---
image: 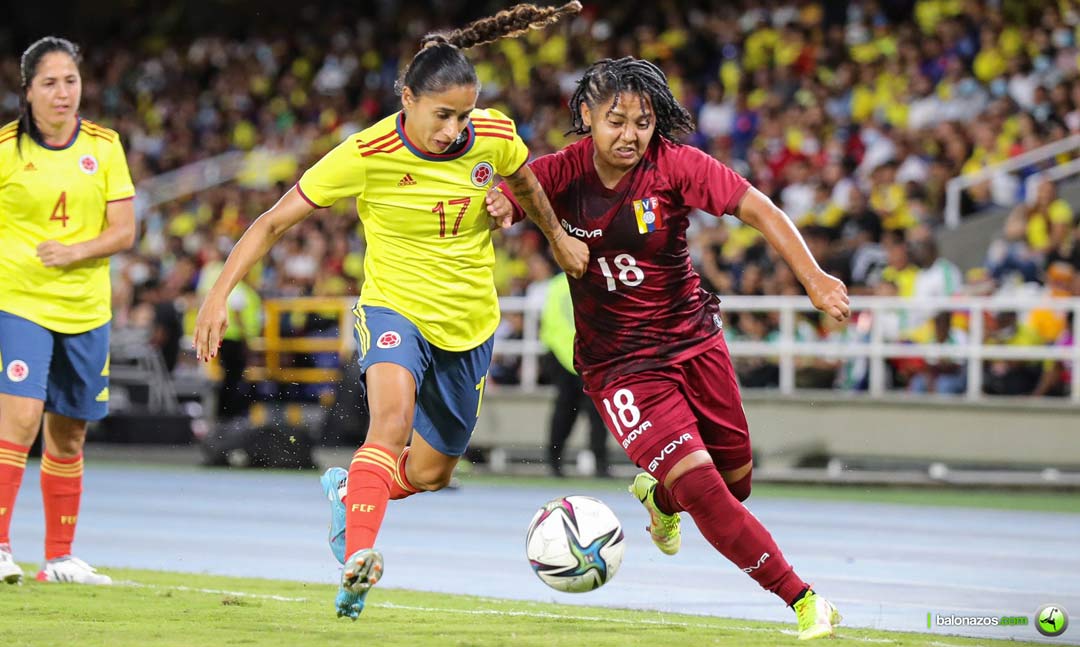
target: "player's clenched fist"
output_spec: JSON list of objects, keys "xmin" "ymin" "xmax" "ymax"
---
[
  {"xmin": 806, "ymin": 272, "xmax": 850, "ymax": 322},
  {"xmin": 36, "ymin": 240, "xmax": 83, "ymax": 267},
  {"xmin": 484, "ymin": 188, "xmax": 513, "ymax": 230},
  {"xmin": 551, "ymin": 233, "xmax": 589, "ymax": 279}
]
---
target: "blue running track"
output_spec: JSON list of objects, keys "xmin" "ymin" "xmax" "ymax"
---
[{"xmin": 8, "ymin": 463, "xmax": 1078, "ymax": 644}]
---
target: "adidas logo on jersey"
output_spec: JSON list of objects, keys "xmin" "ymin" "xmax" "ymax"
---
[
  {"xmin": 398, "ymin": 173, "xmax": 417, "ymax": 187},
  {"xmin": 23, "ymin": 162, "xmax": 36, "ymax": 172}
]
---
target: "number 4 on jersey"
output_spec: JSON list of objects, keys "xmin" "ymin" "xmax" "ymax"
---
[{"xmin": 50, "ymin": 191, "xmax": 69, "ymax": 227}]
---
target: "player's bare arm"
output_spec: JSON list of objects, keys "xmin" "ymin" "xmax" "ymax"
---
[
  {"xmin": 503, "ymin": 164, "xmax": 589, "ymax": 278},
  {"xmin": 36, "ymin": 198, "xmax": 135, "ymax": 267},
  {"xmin": 735, "ymin": 187, "xmax": 850, "ymax": 322},
  {"xmin": 193, "ymin": 187, "xmax": 313, "ymax": 360}
]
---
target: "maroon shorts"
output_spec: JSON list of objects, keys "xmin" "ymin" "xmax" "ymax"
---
[{"xmin": 583, "ymin": 338, "xmax": 751, "ymax": 484}]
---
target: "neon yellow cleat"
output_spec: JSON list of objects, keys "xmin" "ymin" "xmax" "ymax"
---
[
  {"xmin": 794, "ymin": 590, "xmax": 842, "ymax": 640},
  {"xmin": 628, "ymin": 472, "xmax": 681, "ymax": 555}
]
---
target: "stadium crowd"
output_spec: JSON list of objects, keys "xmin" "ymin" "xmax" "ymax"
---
[{"xmin": 2, "ymin": 0, "xmax": 1078, "ymax": 397}]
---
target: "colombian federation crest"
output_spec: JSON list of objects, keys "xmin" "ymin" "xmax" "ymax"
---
[
  {"xmin": 633, "ymin": 197, "xmax": 663, "ymax": 234},
  {"xmin": 376, "ymin": 331, "xmax": 401, "ymax": 349},
  {"xmin": 471, "ymin": 161, "xmax": 494, "ymax": 187},
  {"xmin": 6, "ymin": 360, "xmax": 29, "ymax": 383},
  {"xmin": 79, "ymin": 154, "xmax": 98, "ymax": 175}
]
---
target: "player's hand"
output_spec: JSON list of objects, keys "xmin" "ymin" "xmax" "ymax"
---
[
  {"xmin": 551, "ymin": 233, "xmax": 590, "ymax": 279},
  {"xmin": 806, "ymin": 271, "xmax": 850, "ymax": 322},
  {"xmin": 36, "ymin": 240, "xmax": 82, "ymax": 267},
  {"xmin": 193, "ymin": 295, "xmax": 229, "ymax": 362},
  {"xmin": 484, "ymin": 188, "xmax": 514, "ymax": 230}
]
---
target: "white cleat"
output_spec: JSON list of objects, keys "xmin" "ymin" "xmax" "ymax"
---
[
  {"xmin": 0, "ymin": 544, "xmax": 23, "ymax": 584},
  {"xmin": 36, "ymin": 555, "xmax": 112, "ymax": 585}
]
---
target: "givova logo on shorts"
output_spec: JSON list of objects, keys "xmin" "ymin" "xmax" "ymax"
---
[
  {"xmin": 602, "ymin": 388, "xmax": 653, "ymax": 449},
  {"xmin": 648, "ymin": 432, "xmax": 693, "ymax": 473}
]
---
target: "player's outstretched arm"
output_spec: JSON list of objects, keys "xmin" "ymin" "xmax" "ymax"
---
[
  {"xmin": 735, "ymin": 187, "xmax": 850, "ymax": 322},
  {"xmin": 502, "ymin": 165, "xmax": 589, "ymax": 278},
  {"xmin": 193, "ymin": 187, "xmax": 313, "ymax": 360}
]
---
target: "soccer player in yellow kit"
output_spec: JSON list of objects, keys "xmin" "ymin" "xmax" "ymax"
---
[
  {"xmin": 0, "ymin": 36, "xmax": 136, "ymax": 586},
  {"xmin": 193, "ymin": 2, "xmax": 588, "ymax": 619}
]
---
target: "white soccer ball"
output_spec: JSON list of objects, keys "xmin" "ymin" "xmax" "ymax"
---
[{"xmin": 525, "ymin": 495, "xmax": 625, "ymax": 593}]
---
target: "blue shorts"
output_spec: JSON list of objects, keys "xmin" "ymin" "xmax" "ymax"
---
[
  {"xmin": 354, "ymin": 305, "xmax": 493, "ymax": 457},
  {"xmin": 0, "ymin": 311, "xmax": 110, "ymax": 421}
]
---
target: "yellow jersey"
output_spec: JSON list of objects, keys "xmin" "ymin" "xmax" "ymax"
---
[
  {"xmin": 297, "ymin": 108, "xmax": 528, "ymax": 351},
  {"xmin": 0, "ymin": 118, "xmax": 135, "ymax": 333}
]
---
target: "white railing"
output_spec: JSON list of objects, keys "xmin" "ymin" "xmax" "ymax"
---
[
  {"xmin": 496, "ymin": 295, "xmax": 1080, "ymax": 403},
  {"xmin": 134, "ymin": 151, "xmax": 247, "ymax": 218},
  {"xmin": 944, "ymin": 134, "xmax": 1080, "ymax": 229},
  {"xmin": 1025, "ymin": 156, "xmax": 1080, "ymax": 204}
]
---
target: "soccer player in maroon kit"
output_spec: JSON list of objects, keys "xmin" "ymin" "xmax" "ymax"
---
[{"xmin": 489, "ymin": 57, "xmax": 850, "ymax": 640}]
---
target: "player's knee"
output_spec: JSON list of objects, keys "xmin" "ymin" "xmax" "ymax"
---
[
  {"xmin": 660, "ymin": 450, "xmax": 713, "ymax": 491},
  {"xmin": 719, "ymin": 460, "xmax": 753, "ymax": 502},
  {"xmin": 48, "ymin": 432, "xmax": 85, "ymax": 457},
  {"xmin": 0, "ymin": 404, "xmax": 43, "ymax": 443},
  {"xmin": 725, "ymin": 472, "xmax": 752, "ymax": 502},
  {"xmin": 365, "ymin": 411, "xmax": 413, "ymax": 452},
  {"xmin": 408, "ymin": 465, "xmax": 454, "ymax": 492}
]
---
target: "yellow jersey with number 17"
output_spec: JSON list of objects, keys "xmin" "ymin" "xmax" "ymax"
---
[
  {"xmin": 0, "ymin": 118, "xmax": 135, "ymax": 334},
  {"xmin": 297, "ymin": 108, "xmax": 528, "ymax": 351}
]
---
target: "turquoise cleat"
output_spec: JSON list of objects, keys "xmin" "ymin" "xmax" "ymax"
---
[
  {"xmin": 335, "ymin": 586, "xmax": 368, "ymax": 620},
  {"xmin": 334, "ymin": 548, "xmax": 383, "ymax": 619},
  {"xmin": 320, "ymin": 467, "xmax": 348, "ymax": 565},
  {"xmin": 342, "ymin": 548, "xmax": 384, "ymax": 593}
]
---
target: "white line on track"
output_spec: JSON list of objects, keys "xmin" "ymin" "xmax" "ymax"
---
[
  {"xmin": 115, "ymin": 581, "xmax": 901, "ymax": 643},
  {"xmin": 115, "ymin": 580, "xmax": 311, "ymax": 603}
]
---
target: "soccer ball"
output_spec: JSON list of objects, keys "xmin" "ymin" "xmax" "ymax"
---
[{"xmin": 525, "ymin": 495, "xmax": 625, "ymax": 593}]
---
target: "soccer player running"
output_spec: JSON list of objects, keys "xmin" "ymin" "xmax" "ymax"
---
[
  {"xmin": 0, "ymin": 37, "xmax": 136, "ymax": 586},
  {"xmin": 487, "ymin": 57, "xmax": 849, "ymax": 640},
  {"xmin": 192, "ymin": 3, "xmax": 587, "ymax": 620}
]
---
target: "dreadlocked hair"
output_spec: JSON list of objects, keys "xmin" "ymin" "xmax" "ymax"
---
[
  {"xmin": 397, "ymin": 2, "xmax": 581, "ymax": 96},
  {"xmin": 421, "ymin": 2, "xmax": 582, "ymax": 50},
  {"xmin": 568, "ymin": 57, "xmax": 695, "ymax": 142}
]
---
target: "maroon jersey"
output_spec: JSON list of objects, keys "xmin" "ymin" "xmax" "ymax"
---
[{"xmin": 510, "ymin": 136, "xmax": 750, "ymax": 387}]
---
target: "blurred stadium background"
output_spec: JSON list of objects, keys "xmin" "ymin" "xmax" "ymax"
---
[
  {"xmin": 4, "ymin": 0, "xmax": 1080, "ymax": 480},
  {"xmin": 3, "ymin": 0, "xmax": 1079, "ymax": 477},
  {"xmin": 4, "ymin": 1, "xmax": 1080, "ymax": 644}
]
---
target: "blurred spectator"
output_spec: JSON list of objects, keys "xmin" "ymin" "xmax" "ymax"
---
[
  {"xmin": 132, "ymin": 279, "xmax": 184, "ymax": 374},
  {"xmin": 906, "ymin": 312, "xmax": 969, "ymax": 395},
  {"xmin": 539, "ymin": 272, "xmax": 609, "ymax": 478}
]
